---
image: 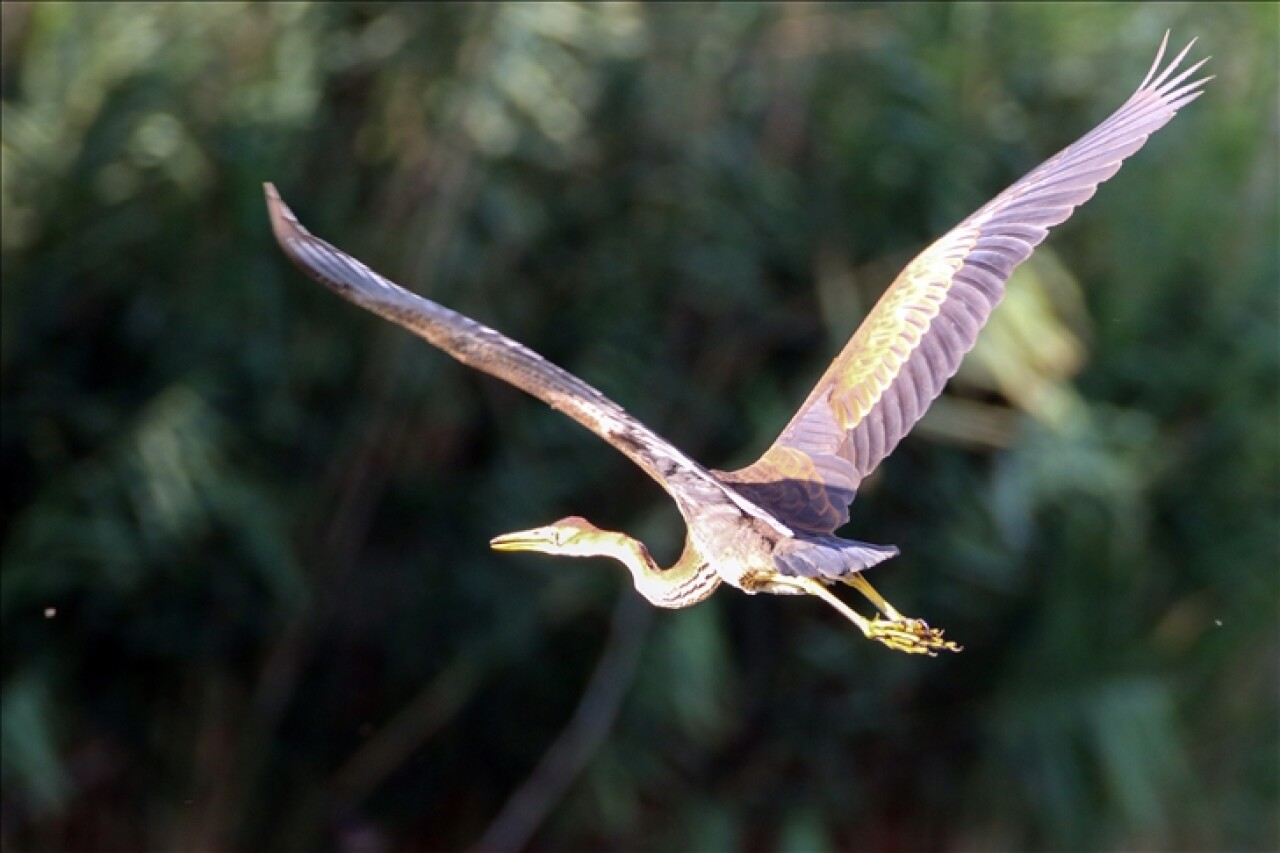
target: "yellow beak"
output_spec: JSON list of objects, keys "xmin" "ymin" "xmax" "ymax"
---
[{"xmin": 489, "ymin": 527, "xmax": 554, "ymax": 552}]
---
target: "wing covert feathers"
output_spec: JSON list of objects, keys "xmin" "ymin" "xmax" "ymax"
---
[{"xmin": 720, "ymin": 34, "xmax": 1209, "ymax": 534}]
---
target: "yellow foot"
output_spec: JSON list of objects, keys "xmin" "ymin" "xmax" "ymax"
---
[
  {"xmin": 765, "ymin": 574, "xmax": 962, "ymax": 656},
  {"xmin": 866, "ymin": 616, "xmax": 962, "ymax": 656}
]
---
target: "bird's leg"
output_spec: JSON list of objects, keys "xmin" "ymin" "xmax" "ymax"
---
[
  {"xmin": 766, "ymin": 575, "xmax": 960, "ymax": 656},
  {"xmin": 842, "ymin": 573, "xmax": 961, "ymax": 654},
  {"xmin": 844, "ymin": 573, "xmax": 906, "ymax": 621}
]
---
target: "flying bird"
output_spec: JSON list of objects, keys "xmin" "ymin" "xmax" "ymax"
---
[{"xmin": 266, "ymin": 36, "xmax": 1208, "ymax": 655}]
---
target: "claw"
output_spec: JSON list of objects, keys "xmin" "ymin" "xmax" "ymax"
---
[{"xmin": 866, "ymin": 616, "xmax": 962, "ymax": 656}]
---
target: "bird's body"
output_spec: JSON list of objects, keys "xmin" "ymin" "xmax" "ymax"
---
[{"xmin": 267, "ymin": 36, "xmax": 1208, "ymax": 654}]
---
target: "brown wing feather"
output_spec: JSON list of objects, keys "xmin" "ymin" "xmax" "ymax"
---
[
  {"xmin": 719, "ymin": 35, "xmax": 1210, "ymax": 534},
  {"xmin": 264, "ymin": 185, "xmax": 791, "ymax": 536}
]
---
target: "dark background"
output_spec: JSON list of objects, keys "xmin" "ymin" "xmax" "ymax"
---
[{"xmin": 2, "ymin": 3, "xmax": 1276, "ymax": 851}]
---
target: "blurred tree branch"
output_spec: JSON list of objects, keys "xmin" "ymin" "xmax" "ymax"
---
[{"xmin": 473, "ymin": 591, "xmax": 651, "ymax": 853}]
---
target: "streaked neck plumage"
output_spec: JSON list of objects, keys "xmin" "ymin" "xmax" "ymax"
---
[{"xmin": 593, "ymin": 531, "xmax": 721, "ymax": 609}]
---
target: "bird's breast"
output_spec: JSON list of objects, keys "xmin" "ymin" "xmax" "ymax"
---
[{"xmin": 693, "ymin": 514, "xmax": 786, "ymax": 593}]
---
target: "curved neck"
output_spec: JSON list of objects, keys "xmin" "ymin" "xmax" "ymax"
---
[{"xmin": 603, "ymin": 534, "xmax": 720, "ymax": 610}]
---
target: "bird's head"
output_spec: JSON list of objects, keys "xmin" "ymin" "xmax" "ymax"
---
[{"xmin": 489, "ymin": 516, "xmax": 619, "ymax": 558}]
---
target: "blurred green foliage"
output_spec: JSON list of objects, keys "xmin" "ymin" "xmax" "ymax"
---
[{"xmin": 2, "ymin": 3, "xmax": 1277, "ymax": 851}]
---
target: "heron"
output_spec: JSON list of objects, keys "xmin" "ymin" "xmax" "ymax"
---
[{"xmin": 266, "ymin": 36, "xmax": 1207, "ymax": 655}]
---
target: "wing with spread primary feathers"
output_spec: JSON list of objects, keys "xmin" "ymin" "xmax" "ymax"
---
[
  {"xmin": 265, "ymin": 185, "xmax": 783, "ymax": 531},
  {"xmin": 719, "ymin": 35, "xmax": 1209, "ymax": 535}
]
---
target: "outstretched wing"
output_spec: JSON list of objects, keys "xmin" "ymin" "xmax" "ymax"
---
[
  {"xmin": 265, "ymin": 186, "xmax": 789, "ymax": 533},
  {"xmin": 719, "ymin": 35, "xmax": 1209, "ymax": 534}
]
